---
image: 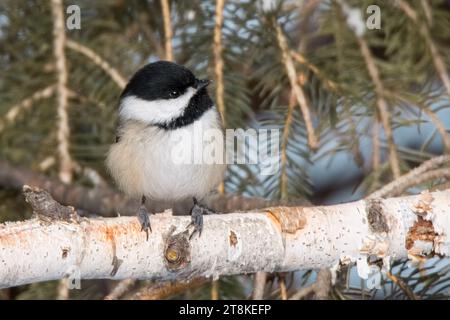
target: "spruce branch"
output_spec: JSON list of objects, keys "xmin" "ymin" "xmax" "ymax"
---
[
  {"xmin": 289, "ymin": 269, "xmax": 331, "ymax": 300},
  {"xmin": 388, "ymin": 91, "xmax": 450, "ymax": 152},
  {"xmin": 211, "ymin": 280, "xmax": 219, "ymax": 300},
  {"xmin": 274, "ymin": 22, "xmax": 318, "ymax": 151},
  {"xmin": 160, "ymin": 0, "xmax": 173, "ymax": 61},
  {"xmin": 104, "ymin": 279, "xmax": 136, "ymax": 300},
  {"xmin": 0, "ymin": 85, "xmax": 55, "ymax": 134},
  {"xmin": 291, "ymin": 51, "xmax": 338, "ymax": 93},
  {"xmin": 213, "ymin": 0, "xmax": 227, "ymax": 198},
  {"xmin": 66, "ymin": 40, "xmax": 127, "ymax": 89},
  {"xmin": 278, "ymin": 274, "xmax": 288, "ymax": 300},
  {"xmin": 372, "ymin": 122, "xmax": 381, "ymax": 170},
  {"xmin": 386, "ymin": 271, "xmax": 418, "ymax": 300},
  {"xmin": 252, "ymin": 271, "xmax": 268, "ymax": 300},
  {"xmin": 280, "ymin": 91, "xmax": 296, "ymax": 200},
  {"xmin": 396, "ymin": 0, "xmax": 450, "ymax": 99},
  {"xmin": 213, "ymin": 0, "xmax": 226, "ymax": 124},
  {"xmin": 369, "ymin": 155, "xmax": 450, "ymax": 198},
  {"xmin": 420, "ymin": 108, "xmax": 450, "ymax": 152},
  {"xmin": 356, "ymin": 36, "xmax": 401, "ymax": 179},
  {"xmin": 131, "ymin": 278, "xmax": 207, "ymax": 300},
  {"xmin": 57, "ymin": 280, "xmax": 69, "ymax": 300},
  {"xmin": 51, "ymin": 0, "xmax": 73, "ymax": 184},
  {"xmin": 137, "ymin": 12, "xmax": 165, "ymax": 59},
  {"xmin": 337, "ymin": 0, "xmax": 401, "ymax": 178},
  {"xmin": 420, "ymin": 0, "xmax": 433, "ymax": 25}
]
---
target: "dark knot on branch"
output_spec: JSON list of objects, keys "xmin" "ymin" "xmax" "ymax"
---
[
  {"xmin": 164, "ymin": 227, "xmax": 191, "ymax": 271},
  {"xmin": 23, "ymin": 185, "xmax": 77, "ymax": 221}
]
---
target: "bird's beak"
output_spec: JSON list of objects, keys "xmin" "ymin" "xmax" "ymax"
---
[{"xmin": 196, "ymin": 79, "xmax": 211, "ymax": 90}]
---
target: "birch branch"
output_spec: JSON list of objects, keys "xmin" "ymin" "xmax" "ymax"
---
[{"xmin": 1, "ymin": 185, "xmax": 450, "ymax": 289}]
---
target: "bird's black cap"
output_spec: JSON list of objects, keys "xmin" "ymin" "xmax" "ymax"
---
[
  {"xmin": 119, "ymin": 61, "xmax": 214, "ymax": 130},
  {"xmin": 121, "ymin": 61, "xmax": 203, "ymax": 101}
]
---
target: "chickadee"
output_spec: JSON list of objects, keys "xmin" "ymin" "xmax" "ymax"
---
[{"xmin": 106, "ymin": 61, "xmax": 225, "ymax": 239}]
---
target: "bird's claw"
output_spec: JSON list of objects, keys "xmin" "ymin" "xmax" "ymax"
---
[
  {"xmin": 138, "ymin": 206, "xmax": 151, "ymax": 241},
  {"xmin": 186, "ymin": 197, "xmax": 215, "ymax": 240}
]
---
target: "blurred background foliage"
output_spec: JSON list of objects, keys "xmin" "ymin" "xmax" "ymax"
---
[{"xmin": 1, "ymin": 0, "xmax": 450, "ymax": 299}]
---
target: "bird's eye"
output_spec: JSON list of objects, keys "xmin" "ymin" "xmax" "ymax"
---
[{"xmin": 169, "ymin": 90, "xmax": 180, "ymax": 98}]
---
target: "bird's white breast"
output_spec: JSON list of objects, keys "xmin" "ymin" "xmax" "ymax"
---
[{"xmin": 106, "ymin": 108, "xmax": 225, "ymax": 201}]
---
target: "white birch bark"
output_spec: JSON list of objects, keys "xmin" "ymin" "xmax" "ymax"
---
[{"xmin": 0, "ymin": 188, "xmax": 449, "ymax": 288}]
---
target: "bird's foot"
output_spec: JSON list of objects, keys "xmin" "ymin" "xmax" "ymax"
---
[
  {"xmin": 186, "ymin": 197, "xmax": 215, "ymax": 240},
  {"xmin": 137, "ymin": 205, "xmax": 152, "ymax": 241}
]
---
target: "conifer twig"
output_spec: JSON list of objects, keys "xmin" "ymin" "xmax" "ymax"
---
[
  {"xmin": 396, "ymin": 0, "xmax": 450, "ymax": 99},
  {"xmin": 420, "ymin": 0, "xmax": 433, "ymax": 25},
  {"xmin": 211, "ymin": 280, "xmax": 219, "ymax": 300},
  {"xmin": 0, "ymin": 85, "xmax": 55, "ymax": 133},
  {"xmin": 280, "ymin": 91, "xmax": 296, "ymax": 200},
  {"xmin": 213, "ymin": 0, "xmax": 227, "ymax": 197},
  {"xmin": 289, "ymin": 269, "xmax": 331, "ymax": 300},
  {"xmin": 51, "ymin": 0, "xmax": 73, "ymax": 184},
  {"xmin": 338, "ymin": 1, "xmax": 400, "ymax": 178},
  {"xmin": 66, "ymin": 40, "xmax": 127, "ymax": 89},
  {"xmin": 57, "ymin": 280, "xmax": 69, "ymax": 300},
  {"xmin": 372, "ymin": 122, "xmax": 380, "ymax": 170},
  {"xmin": 386, "ymin": 271, "xmax": 418, "ymax": 300},
  {"xmin": 160, "ymin": 0, "xmax": 173, "ymax": 61},
  {"xmin": 104, "ymin": 279, "xmax": 136, "ymax": 300},
  {"xmin": 278, "ymin": 274, "xmax": 288, "ymax": 300},
  {"xmin": 213, "ymin": 0, "xmax": 226, "ymax": 124},
  {"xmin": 131, "ymin": 278, "xmax": 207, "ymax": 300},
  {"xmin": 291, "ymin": 51, "xmax": 338, "ymax": 92},
  {"xmin": 374, "ymin": 168, "xmax": 450, "ymax": 198},
  {"xmin": 421, "ymin": 108, "xmax": 450, "ymax": 152},
  {"xmin": 357, "ymin": 37, "xmax": 401, "ymax": 179},
  {"xmin": 275, "ymin": 22, "xmax": 318, "ymax": 150},
  {"xmin": 252, "ymin": 271, "xmax": 268, "ymax": 300},
  {"xmin": 369, "ymin": 155, "xmax": 450, "ymax": 198},
  {"xmin": 137, "ymin": 13, "xmax": 165, "ymax": 59},
  {"xmin": 386, "ymin": 90, "xmax": 450, "ymax": 152}
]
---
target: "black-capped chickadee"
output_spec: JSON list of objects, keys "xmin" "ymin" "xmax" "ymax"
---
[{"xmin": 106, "ymin": 61, "xmax": 225, "ymax": 239}]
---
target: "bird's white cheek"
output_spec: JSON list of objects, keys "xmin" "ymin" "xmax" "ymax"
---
[{"xmin": 119, "ymin": 88, "xmax": 196, "ymax": 124}]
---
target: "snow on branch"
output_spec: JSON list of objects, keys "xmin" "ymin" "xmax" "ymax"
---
[{"xmin": 0, "ymin": 186, "xmax": 449, "ymax": 289}]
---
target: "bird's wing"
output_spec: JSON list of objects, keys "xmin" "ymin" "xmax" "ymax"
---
[{"xmin": 115, "ymin": 122, "xmax": 124, "ymax": 143}]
